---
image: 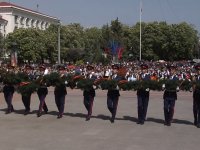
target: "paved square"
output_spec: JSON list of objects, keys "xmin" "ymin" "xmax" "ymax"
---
[{"xmin": 0, "ymin": 89, "xmax": 200, "ymax": 150}]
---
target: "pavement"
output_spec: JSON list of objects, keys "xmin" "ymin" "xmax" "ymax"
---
[{"xmin": 0, "ymin": 89, "xmax": 200, "ymax": 150}]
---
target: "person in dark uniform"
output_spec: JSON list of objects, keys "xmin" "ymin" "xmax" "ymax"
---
[
  {"xmin": 107, "ymin": 64, "xmax": 121, "ymax": 123},
  {"xmin": 192, "ymin": 64, "xmax": 200, "ymax": 128},
  {"xmin": 2, "ymin": 65, "xmax": 15, "ymax": 114},
  {"xmin": 37, "ymin": 65, "xmax": 48, "ymax": 117},
  {"xmin": 21, "ymin": 90, "xmax": 32, "ymax": 115},
  {"xmin": 136, "ymin": 64, "xmax": 151, "ymax": 125},
  {"xmin": 3, "ymin": 83, "xmax": 15, "ymax": 114},
  {"xmin": 21, "ymin": 65, "xmax": 34, "ymax": 115},
  {"xmin": 54, "ymin": 66, "xmax": 67, "ymax": 119},
  {"xmin": 83, "ymin": 65, "xmax": 96, "ymax": 121},
  {"xmin": 163, "ymin": 65, "xmax": 179, "ymax": 126}
]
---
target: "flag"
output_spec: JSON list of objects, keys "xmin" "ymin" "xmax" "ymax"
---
[
  {"xmin": 118, "ymin": 47, "xmax": 124, "ymax": 60},
  {"xmin": 111, "ymin": 41, "xmax": 119, "ymax": 55}
]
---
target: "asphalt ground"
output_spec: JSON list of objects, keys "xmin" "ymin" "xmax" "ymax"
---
[{"xmin": 0, "ymin": 88, "xmax": 200, "ymax": 150}]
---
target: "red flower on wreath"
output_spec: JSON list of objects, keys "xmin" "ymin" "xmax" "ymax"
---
[
  {"xmin": 118, "ymin": 80, "xmax": 128, "ymax": 85},
  {"xmin": 19, "ymin": 82, "xmax": 30, "ymax": 86},
  {"xmin": 73, "ymin": 75, "xmax": 83, "ymax": 81},
  {"xmin": 94, "ymin": 78, "xmax": 108, "ymax": 85}
]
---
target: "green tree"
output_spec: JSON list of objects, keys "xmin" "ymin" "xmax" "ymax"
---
[
  {"xmin": 128, "ymin": 21, "xmax": 199, "ymax": 61},
  {"xmin": 0, "ymin": 33, "xmax": 4, "ymax": 57},
  {"xmin": 44, "ymin": 24, "xmax": 59, "ymax": 63},
  {"xmin": 5, "ymin": 28, "xmax": 46, "ymax": 63},
  {"xmin": 84, "ymin": 27, "xmax": 102, "ymax": 63},
  {"xmin": 60, "ymin": 23, "xmax": 85, "ymax": 62},
  {"xmin": 110, "ymin": 17, "xmax": 123, "ymax": 43}
]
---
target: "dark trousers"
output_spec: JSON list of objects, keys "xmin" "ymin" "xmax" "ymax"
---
[
  {"xmin": 38, "ymin": 94, "xmax": 48, "ymax": 113},
  {"xmin": 193, "ymin": 98, "xmax": 200, "ymax": 125},
  {"xmin": 107, "ymin": 96, "xmax": 119, "ymax": 119},
  {"xmin": 4, "ymin": 93, "xmax": 14, "ymax": 111},
  {"xmin": 55, "ymin": 94, "xmax": 65, "ymax": 115},
  {"xmin": 164, "ymin": 97, "xmax": 176, "ymax": 123},
  {"xmin": 137, "ymin": 95, "xmax": 149, "ymax": 123},
  {"xmin": 22, "ymin": 93, "xmax": 32, "ymax": 111},
  {"xmin": 84, "ymin": 96, "xmax": 94, "ymax": 117}
]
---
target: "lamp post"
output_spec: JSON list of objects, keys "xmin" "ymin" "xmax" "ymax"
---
[
  {"xmin": 58, "ymin": 21, "xmax": 61, "ymax": 64},
  {"xmin": 10, "ymin": 42, "xmax": 18, "ymax": 66}
]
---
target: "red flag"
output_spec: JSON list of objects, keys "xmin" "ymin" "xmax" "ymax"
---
[{"xmin": 118, "ymin": 47, "xmax": 124, "ymax": 59}]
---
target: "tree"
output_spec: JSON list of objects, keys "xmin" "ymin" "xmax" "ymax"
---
[
  {"xmin": 44, "ymin": 24, "xmax": 59, "ymax": 63},
  {"xmin": 5, "ymin": 28, "xmax": 46, "ymax": 63},
  {"xmin": 0, "ymin": 33, "xmax": 4, "ymax": 58},
  {"xmin": 84, "ymin": 27, "xmax": 102, "ymax": 63},
  {"xmin": 128, "ymin": 21, "xmax": 199, "ymax": 61},
  {"xmin": 64, "ymin": 48, "xmax": 84, "ymax": 63},
  {"xmin": 101, "ymin": 18, "xmax": 125, "ymax": 62},
  {"xmin": 4, "ymin": 20, "xmax": 199, "ymax": 64},
  {"xmin": 60, "ymin": 23, "xmax": 85, "ymax": 62},
  {"xmin": 110, "ymin": 17, "xmax": 123, "ymax": 43}
]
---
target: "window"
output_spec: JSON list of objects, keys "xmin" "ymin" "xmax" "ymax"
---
[{"xmin": 15, "ymin": 16, "xmax": 18, "ymax": 24}]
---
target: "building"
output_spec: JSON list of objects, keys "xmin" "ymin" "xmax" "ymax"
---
[
  {"xmin": 0, "ymin": 2, "xmax": 59, "ymax": 36},
  {"xmin": 0, "ymin": 15, "xmax": 8, "ymax": 37},
  {"xmin": 0, "ymin": 1, "xmax": 60, "ymax": 66}
]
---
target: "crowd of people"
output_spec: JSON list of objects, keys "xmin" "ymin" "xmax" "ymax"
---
[{"xmin": 0, "ymin": 60, "xmax": 200, "ymax": 128}]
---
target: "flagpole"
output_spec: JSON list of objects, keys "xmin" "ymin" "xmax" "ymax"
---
[
  {"xmin": 58, "ymin": 21, "xmax": 61, "ymax": 64},
  {"xmin": 139, "ymin": 0, "xmax": 142, "ymax": 61}
]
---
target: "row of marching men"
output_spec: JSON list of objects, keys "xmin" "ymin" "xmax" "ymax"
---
[
  {"xmin": 1, "ymin": 64, "xmax": 200, "ymax": 128},
  {"xmin": 2, "ymin": 65, "xmax": 66, "ymax": 118},
  {"xmin": 85, "ymin": 63, "xmax": 200, "ymax": 128}
]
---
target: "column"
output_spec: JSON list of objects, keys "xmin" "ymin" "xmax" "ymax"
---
[
  {"xmin": 33, "ymin": 20, "xmax": 37, "ymax": 28},
  {"xmin": 38, "ymin": 20, "xmax": 42, "ymax": 29},
  {"xmin": 28, "ymin": 18, "xmax": 32, "ymax": 28}
]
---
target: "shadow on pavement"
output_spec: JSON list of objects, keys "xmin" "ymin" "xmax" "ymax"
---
[
  {"xmin": 14, "ymin": 109, "xmax": 38, "ymax": 115},
  {"xmin": 123, "ymin": 116, "xmax": 138, "ymax": 123},
  {"xmin": 0, "ymin": 108, "xmax": 7, "ymax": 113},
  {"xmin": 64, "ymin": 112, "xmax": 86, "ymax": 118},
  {"xmin": 147, "ymin": 117, "xmax": 164, "ymax": 124},
  {"xmin": 94, "ymin": 114, "xmax": 110, "ymax": 120},
  {"xmin": 64, "ymin": 113, "xmax": 111, "ymax": 121},
  {"xmin": 173, "ymin": 119, "xmax": 193, "ymax": 126}
]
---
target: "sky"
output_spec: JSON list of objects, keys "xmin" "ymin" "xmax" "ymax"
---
[{"xmin": 1, "ymin": 0, "xmax": 200, "ymax": 32}]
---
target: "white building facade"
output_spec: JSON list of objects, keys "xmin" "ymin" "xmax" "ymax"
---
[
  {"xmin": 0, "ymin": 2, "xmax": 59, "ymax": 36},
  {"xmin": 0, "ymin": 15, "xmax": 7, "ymax": 37}
]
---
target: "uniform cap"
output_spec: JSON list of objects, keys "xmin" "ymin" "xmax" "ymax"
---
[
  {"xmin": 194, "ymin": 64, "xmax": 200, "ymax": 70},
  {"xmin": 7, "ymin": 65, "xmax": 15, "ymax": 69},
  {"xmin": 58, "ymin": 66, "xmax": 65, "ymax": 71},
  {"xmin": 167, "ymin": 64, "xmax": 176, "ymax": 70},
  {"xmin": 87, "ymin": 65, "xmax": 94, "ymax": 70},
  {"xmin": 25, "ymin": 65, "xmax": 33, "ymax": 70},
  {"xmin": 140, "ymin": 64, "xmax": 148, "ymax": 69},
  {"xmin": 112, "ymin": 64, "xmax": 119, "ymax": 70},
  {"xmin": 39, "ymin": 65, "xmax": 45, "ymax": 71}
]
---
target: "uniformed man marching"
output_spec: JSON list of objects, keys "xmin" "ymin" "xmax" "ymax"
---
[
  {"xmin": 21, "ymin": 65, "xmax": 34, "ymax": 115},
  {"xmin": 107, "ymin": 64, "xmax": 121, "ymax": 123},
  {"xmin": 36, "ymin": 65, "xmax": 48, "ymax": 117},
  {"xmin": 83, "ymin": 65, "xmax": 96, "ymax": 121},
  {"xmin": 136, "ymin": 64, "xmax": 150, "ymax": 125},
  {"xmin": 3, "ymin": 66, "xmax": 15, "ymax": 114},
  {"xmin": 163, "ymin": 64, "xmax": 179, "ymax": 126},
  {"xmin": 54, "ymin": 66, "xmax": 67, "ymax": 119},
  {"xmin": 192, "ymin": 64, "xmax": 200, "ymax": 128},
  {"xmin": 3, "ymin": 83, "xmax": 15, "ymax": 114}
]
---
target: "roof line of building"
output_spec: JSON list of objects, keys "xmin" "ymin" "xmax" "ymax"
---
[{"xmin": 0, "ymin": 2, "xmax": 59, "ymax": 22}]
